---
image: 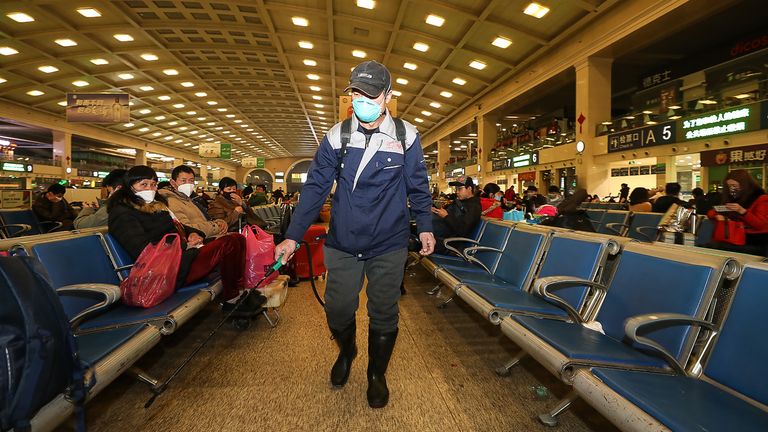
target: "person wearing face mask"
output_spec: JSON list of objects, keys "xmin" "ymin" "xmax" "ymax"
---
[
  {"xmin": 705, "ymin": 169, "xmax": 768, "ymax": 257},
  {"xmin": 273, "ymin": 60, "xmax": 435, "ymax": 409},
  {"xmin": 479, "ymin": 182, "xmax": 503, "ymax": 219},
  {"xmin": 158, "ymin": 165, "xmax": 228, "ymax": 238},
  {"xmin": 108, "ymin": 166, "xmax": 265, "ymax": 313},
  {"xmin": 208, "ymin": 177, "xmax": 266, "ymax": 231},
  {"xmin": 73, "ymin": 169, "xmax": 126, "ymax": 229},
  {"xmin": 32, "ymin": 183, "xmax": 76, "ymax": 231}
]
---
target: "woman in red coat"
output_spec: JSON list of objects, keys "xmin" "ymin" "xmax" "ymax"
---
[{"xmin": 706, "ymin": 169, "xmax": 768, "ymax": 257}]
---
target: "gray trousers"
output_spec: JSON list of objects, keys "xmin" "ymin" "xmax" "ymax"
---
[{"xmin": 323, "ymin": 246, "xmax": 408, "ymax": 333}]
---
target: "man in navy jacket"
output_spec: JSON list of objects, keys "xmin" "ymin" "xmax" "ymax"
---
[{"xmin": 275, "ymin": 61, "xmax": 435, "ymax": 408}]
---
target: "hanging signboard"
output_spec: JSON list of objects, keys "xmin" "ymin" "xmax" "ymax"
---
[
  {"xmin": 700, "ymin": 143, "xmax": 768, "ymax": 167},
  {"xmin": 66, "ymin": 93, "xmax": 130, "ymax": 123},
  {"xmin": 220, "ymin": 143, "xmax": 231, "ymax": 159},
  {"xmin": 607, "ymin": 121, "xmax": 676, "ymax": 153},
  {"xmin": 678, "ymin": 103, "xmax": 761, "ymax": 141},
  {"xmin": 199, "ymin": 143, "xmax": 220, "ymax": 158}
]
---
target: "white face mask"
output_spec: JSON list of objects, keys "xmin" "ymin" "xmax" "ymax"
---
[
  {"xmin": 135, "ymin": 190, "xmax": 156, "ymax": 203},
  {"xmin": 177, "ymin": 183, "xmax": 195, "ymax": 197}
]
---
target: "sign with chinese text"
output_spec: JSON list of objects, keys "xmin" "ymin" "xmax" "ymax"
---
[
  {"xmin": 639, "ymin": 69, "xmax": 673, "ymax": 89},
  {"xmin": 678, "ymin": 103, "xmax": 761, "ymax": 141},
  {"xmin": 607, "ymin": 122, "xmax": 676, "ymax": 153},
  {"xmin": 1, "ymin": 190, "xmax": 31, "ymax": 209},
  {"xmin": 199, "ymin": 143, "xmax": 221, "ymax": 158},
  {"xmin": 518, "ymin": 171, "xmax": 536, "ymax": 182},
  {"xmin": 491, "ymin": 150, "xmax": 539, "ymax": 171},
  {"xmin": 220, "ymin": 143, "xmax": 231, "ymax": 159},
  {"xmin": 700, "ymin": 144, "xmax": 768, "ymax": 167},
  {"xmin": 241, "ymin": 157, "xmax": 265, "ymax": 168},
  {"xmin": 66, "ymin": 93, "xmax": 129, "ymax": 123}
]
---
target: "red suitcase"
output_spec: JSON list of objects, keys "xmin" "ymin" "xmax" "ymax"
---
[{"xmin": 294, "ymin": 224, "xmax": 326, "ymax": 278}]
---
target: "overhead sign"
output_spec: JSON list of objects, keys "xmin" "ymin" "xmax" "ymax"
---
[
  {"xmin": 199, "ymin": 143, "xmax": 221, "ymax": 158},
  {"xmin": 679, "ymin": 104, "xmax": 761, "ymax": 141},
  {"xmin": 220, "ymin": 143, "xmax": 231, "ymax": 159},
  {"xmin": 700, "ymin": 144, "xmax": 768, "ymax": 167},
  {"xmin": 1, "ymin": 162, "xmax": 32, "ymax": 172},
  {"xmin": 66, "ymin": 93, "xmax": 130, "ymax": 123},
  {"xmin": 608, "ymin": 121, "xmax": 675, "ymax": 153},
  {"xmin": 492, "ymin": 150, "xmax": 539, "ymax": 171},
  {"xmin": 241, "ymin": 157, "xmax": 265, "ymax": 168}
]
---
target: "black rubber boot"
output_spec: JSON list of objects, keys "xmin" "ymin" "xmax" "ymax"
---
[
  {"xmin": 330, "ymin": 322, "xmax": 357, "ymax": 388},
  {"xmin": 367, "ymin": 328, "xmax": 398, "ymax": 408}
]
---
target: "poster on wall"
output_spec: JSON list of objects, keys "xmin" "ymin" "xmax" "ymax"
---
[{"xmin": 1, "ymin": 190, "xmax": 31, "ymax": 209}]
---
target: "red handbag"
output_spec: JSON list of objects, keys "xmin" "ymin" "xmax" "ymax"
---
[
  {"xmin": 241, "ymin": 225, "xmax": 277, "ymax": 288},
  {"xmin": 712, "ymin": 218, "xmax": 746, "ymax": 246},
  {"xmin": 120, "ymin": 233, "xmax": 182, "ymax": 308}
]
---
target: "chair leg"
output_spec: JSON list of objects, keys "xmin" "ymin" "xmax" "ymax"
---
[
  {"xmin": 129, "ymin": 366, "xmax": 159, "ymax": 387},
  {"xmin": 426, "ymin": 283, "xmax": 442, "ymax": 296},
  {"xmin": 436, "ymin": 294, "xmax": 453, "ymax": 309},
  {"xmin": 538, "ymin": 390, "xmax": 578, "ymax": 427},
  {"xmin": 262, "ymin": 308, "xmax": 280, "ymax": 327},
  {"xmin": 495, "ymin": 351, "xmax": 528, "ymax": 377}
]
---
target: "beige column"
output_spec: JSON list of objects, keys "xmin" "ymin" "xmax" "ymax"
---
[
  {"xmin": 52, "ymin": 130, "xmax": 71, "ymax": 172},
  {"xmin": 574, "ymin": 57, "xmax": 612, "ymax": 194},
  {"xmin": 437, "ymin": 138, "xmax": 451, "ymax": 191},
  {"xmin": 199, "ymin": 164, "xmax": 208, "ymax": 187},
  {"xmin": 135, "ymin": 149, "xmax": 147, "ymax": 166},
  {"xmin": 477, "ymin": 115, "xmax": 496, "ymax": 184},
  {"xmin": 173, "ymin": 158, "xmax": 184, "ymax": 169},
  {"xmin": 664, "ymin": 156, "xmax": 677, "ymax": 184}
]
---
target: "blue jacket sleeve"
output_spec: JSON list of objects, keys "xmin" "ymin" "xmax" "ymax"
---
[
  {"xmin": 284, "ymin": 136, "xmax": 337, "ymax": 242},
  {"xmin": 404, "ymin": 135, "xmax": 433, "ymax": 234}
]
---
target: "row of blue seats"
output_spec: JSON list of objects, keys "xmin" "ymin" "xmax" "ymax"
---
[
  {"xmin": 1, "ymin": 225, "xmax": 286, "ymax": 431},
  {"xmin": 579, "ymin": 202, "xmax": 628, "ymax": 211},
  {"xmin": 0, "ymin": 209, "xmax": 62, "ymax": 239},
  {"xmin": 583, "ymin": 209, "xmax": 665, "ymax": 241},
  {"xmin": 415, "ymin": 218, "xmax": 768, "ymax": 431}
]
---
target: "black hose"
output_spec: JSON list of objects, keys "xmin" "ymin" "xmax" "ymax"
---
[{"xmin": 300, "ymin": 238, "xmax": 325, "ymax": 307}]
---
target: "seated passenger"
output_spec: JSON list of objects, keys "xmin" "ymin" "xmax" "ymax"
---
[
  {"xmin": 159, "ymin": 165, "xmax": 228, "ymax": 239},
  {"xmin": 479, "ymin": 182, "xmax": 503, "ymax": 219},
  {"xmin": 108, "ymin": 166, "xmax": 264, "ymax": 312},
  {"xmin": 628, "ymin": 187, "xmax": 652, "ymax": 212},
  {"xmin": 652, "ymin": 182, "xmax": 688, "ymax": 213},
  {"xmin": 430, "ymin": 175, "xmax": 481, "ymax": 254},
  {"xmin": 73, "ymin": 169, "xmax": 126, "ymax": 229},
  {"xmin": 208, "ymin": 177, "xmax": 266, "ymax": 230},
  {"xmin": 547, "ymin": 185, "xmax": 564, "ymax": 207},
  {"xmin": 32, "ymin": 183, "xmax": 76, "ymax": 231},
  {"xmin": 705, "ymin": 169, "xmax": 768, "ymax": 257},
  {"xmin": 247, "ymin": 184, "xmax": 268, "ymax": 207}
]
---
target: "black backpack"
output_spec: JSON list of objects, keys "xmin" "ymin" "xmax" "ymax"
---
[
  {"xmin": 336, "ymin": 117, "xmax": 407, "ymax": 180},
  {"xmin": 0, "ymin": 256, "xmax": 87, "ymax": 431}
]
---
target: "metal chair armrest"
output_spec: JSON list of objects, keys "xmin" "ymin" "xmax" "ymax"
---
[
  {"xmin": 38, "ymin": 220, "xmax": 64, "ymax": 233},
  {"xmin": 532, "ymin": 276, "xmax": 608, "ymax": 323},
  {"xmin": 462, "ymin": 246, "xmax": 503, "ymax": 274},
  {"xmin": 443, "ymin": 237, "xmax": 479, "ymax": 258},
  {"xmin": 624, "ymin": 313, "xmax": 717, "ymax": 375},
  {"xmin": 0, "ymin": 223, "xmax": 32, "ymax": 237},
  {"xmin": 634, "ymin": 226, "xmax": 660, "ymax": 242},
  {"xmin": 57, "ymin": 283, "xmax": 122, "ymax": 331},
  {"xmin": 604, "ymin": 222, "xmax": 628, "ymax": 236}
]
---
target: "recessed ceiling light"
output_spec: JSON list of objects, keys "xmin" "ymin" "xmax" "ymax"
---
[
  {"xmin": 396, "ymin": 78, "xmax": 408, "ymax": 85},
  {"xmin": 7, "ymin": 12, "xmax": 35, "ymax": 23},
  {"xmin": 414, "ymin": 117, "xmax": 424, "ymax": 123},
  {"xmin": 523, "ymin": 2, "xmax": 550, "ymax": 18},
  {"xmin": 298, "ymin": 41, "xmax": 314, "ymax": 49},
  {"xmin": 38, "ymin": 65, "xmax": 59, "ymax": 74},
  {"xmin": 179, "ymin": 126, "xmax": 188, "ymax": 130},
  {"xmin": 154, "ymin": 115, "xmax": 167, "ymax": 121},
  {"xmin": 118, "ymin": 73, "xmax": 134, "ymax": 80},
  {"xmin": 58, "ymin": 100, "xmax": 68, "ymax": 106},
  {"xmin": 226, "ymin": 114, "xmax": 236, "ymax": 118},
  {"xmin": 139, "ymin": 109, "xmax": 151, "ymax": 114},
  {"xmin": 186, "ymin": 111, "xmax": 196, "ymax": 115},
  {"xmin": 469, "ymin": 60, "xmax": 486, "ymax": 70},
  {"xmin": 158, "ymin": 95, "xmax": 171, "ymax": 101},
  {"xmin": 72, "ymin": 80, "xmax": 89, "ymax": 87},
  {"xmin": 309, "ymin": 86, "xmax": 321, "ymax": 91},
  {"xmin": 162, "ymin": 69, "xmax": 179, "ymax": 76},
  {"xmin": 168, "ymin": 121, "xmax": 178, "ymax": 126},
  {"xmin": 0, "ymin": 77, "xmax": 7, "ymax": 84},
  {"xmin": 138, "ymin": 85, "xmax": 154, "ymax": 91},
  {"xmin": 207, "ymin": 101, "xmax": 218, "ymax": 105},
  {"xmin": 314, "ymin": 104, "xmax": 324, "ymax": 108},
  {"xmin": 316, "ymin": 111, "xmax": 324, "ymax": 114},
  {"xmin": 140, "ymin": 53, "xmax": 159, "ymax": 61},
  {"xmin": 307, "ymin": 74, "xmax": 320, "ymax": 80},
  {"xmin": 429, "ymin": 102, "xmax": 441, "ymax": 108},
  {"xmin": 55, "ymin": 38, "xmax": 78, "ymax": 47},
  {"xmin": 152, "ymin": 132, "xmax": 162, "ymax": 137},
  {"xmin": 76, "ymin": 8, "xmax": 102, "ymax": 18},
  {"xmin": 312, "ymin": 95, "xmax": 322, "ymax": 100},
  {"xmin": 452, "ymin": 77, "xmax": 466, "ymax": 86},
  {"xmin": 413, "ymin": 42, "xmax": 429, "ymax": 52},
  {"xmin": 138, "ymin": 127, "xmax": 149, "ymax": 132},
  {"xmin": 734, "ymin": 93, "xmax": 752, "ymax": 99},
  {"xmin": 425, "ymin": 14, "xmax": 444, "ymax": 27},
  {"xmin": 303, "ymin": 59, "xmax": 317, "ymax": 66},
  {"xmin": 403, "ymin": 62, "xmax": 417, "ymax": 70},
  {"xmin": 113, "ymin": 34, "xmax": 134, "ymax": 42},
  {"xmin": 164, "ymin": 136, "xmax": 173, "ymax": 140},
  {"xmin": 392, "ymin": 90, "xmax": 402, "ymax": 97},
  {"xmin": 0, "ymin": 47, "xmax": 19, "ymax": 56},
  {"xmin": 123, "ymin": 123, "xmax": 134, "ymax": 127},
  {"xmin": 440, "ymin": 91, "xmax": 453, "ymax": 98},
  {"xmin": 180, "ymin": 81, "xmax": 194, "ymax": 88},
  {"xmin": 90, "ymin": 58, "xmax": 109, "ymax": 65},
  {"xmin": 357, "ymin": 0, "xmax": 376, "ymax": 9},
  {"xmin": 352, "ymin": 50, "xmax": 367, "ymax": 58},
  {"xmin": 195, "ymin": 92, "xmax": 207, "ymax": 97},
  {"xmin": 26, "ymin": 90, "xmax": 44, "ymax": 97},
  {"xmin": 197, "ymin": 117, "xmax": 207, "ymax": 121},
  {"xmin": 292, "ymin": 16, "xmax": 309, "ymax": 26},
  {"xmin": 492, "ymin": 36, "xmax": 512, "ymax": 49},
  {"xmin": 421, "ymin": 111, "xmax": 432, "ymax": 116}
]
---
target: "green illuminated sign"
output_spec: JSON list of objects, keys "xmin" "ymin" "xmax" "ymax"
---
[
  {"xmin": 680, "ymin": 104, "xmax": 761, "ymax": 141},
  {"xmin": 220, "ymin": 143, "xmax": 231, "ymax": 159},
  {"xmin": 2, "ymin": 162, "xmax": 26, "ymax": 172}
]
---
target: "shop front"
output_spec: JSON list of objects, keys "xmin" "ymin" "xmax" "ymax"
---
[{"xmin": 701, "ymin": 143, "xmax": 767, "ymax": 190}]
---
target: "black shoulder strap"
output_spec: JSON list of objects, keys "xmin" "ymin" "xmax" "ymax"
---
[
  {"xmin": 392, "ymin": 117, "xmax": 407, "ymax": 154},
  {"xmin": 336, "ymin": 118, "xmax": 353, "ymax": 181}
]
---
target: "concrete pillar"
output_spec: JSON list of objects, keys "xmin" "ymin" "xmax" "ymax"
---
[
  {"xmin": 135, "ymin": 149, "xmax": 147, "ymax": 166},
  {"xmin": 437, "ymin": 138, "xmax": 451, "ymax": 191},
  {"xmin": 199, "ymin": 165, "xmax": 208, "ymax": 187},
  {"xmin": 664, "ymin": 156, "xmax": 677, "ymax": 184},
  {"xmin": 477, "ymin": 115, "xmax": 496, "ymax": 184},
  {"xmin": 574, "ymin": 57, "xmax": 612, "ymax": 194},
  {"xmin": 52, "ymin": 130, "xmax": 71, "ymax": 172}
]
